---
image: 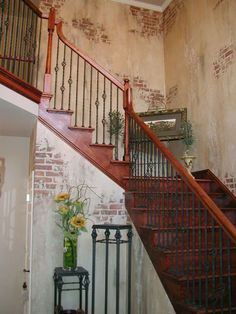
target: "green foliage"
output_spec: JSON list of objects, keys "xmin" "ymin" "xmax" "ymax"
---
[
  {"xmin": 54, "ymin": 184, "xmax": 90, "ymax": 238},
  {"xmin": 181, "ymin": 120, "xmax": 194, "ymax": 150},
  {"xmin": 107, "ymin": 110, "xmax": 124, "ymax": 137}
]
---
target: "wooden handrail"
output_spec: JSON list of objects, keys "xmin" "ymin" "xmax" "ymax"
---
[
  {"xmin": 56, "ymin": 22, "xmax": 124, "ymax": 91},
  {"xmin": 23, "ymin": 0, "xmax": 42, "ymax": 17},
  {"xmin": 126, "ymin": 87, "xmax": 236, "ymax": 243}
]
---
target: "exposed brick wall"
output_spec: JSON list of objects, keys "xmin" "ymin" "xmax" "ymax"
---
[
  {"xmin": 34, "ymin": 132, "xmax": 128, "ymax": 223},
  {"xmin": 129, "ymin": 6, "xmax": 163, "ymax": 38},
  {"xmin": 39, "ymin": 0, "xmax": 65, "ymax": 16},
  {"xmin": 163, "ymin": 0, "xmax": 184, "ymax": 37},
  {"xmin": 93, "ymin": 198, "xmax": 129, "ymax": 224},
  {"xmin": 213, "ymin": 44, "xmax": 234, "ymax": 79},
  {"xmin": 166, "ymin": 85, "xmax": 178, "ymax": 106},
  {"xmin": 72, "ymin": 18, "xmax": 111, "ymax": 44},
  {"xmin": 34, "ymin": 139, "xmax": 66, "ymax": 200},
  {"xmin": 222, "ymin": 173, "xmax": 236, "ymax": 196},
  {"xmin": 133, "ymin": 76, "xmax": 165, "ymax": 111}
]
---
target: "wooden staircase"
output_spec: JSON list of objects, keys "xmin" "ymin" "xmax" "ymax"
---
[
  {"xmin": 39, "ymin": 101, "xmax": 129, "ymax": 188},
  {"xmin": 1, "ymin": 4, "xmax": 236, "ymax": 313},
  {"xmin": 39, "ymin": 10, "xmax": 236, "ymax": 313},
  {"xmin": 125, "ymin": 173, "xmax": 236, "ymax": 313}
]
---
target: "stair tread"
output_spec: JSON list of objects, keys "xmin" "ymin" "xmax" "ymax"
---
[
  {"xmin": 47, "ymin": 108, "xmax": 74, "ymax": 114},
  {"xmin": 174, "ymin": 301, "xmax": 236, "ymax": 313},
  {"xmin": 155, "ymin": 245, "xmax": 236, "ymax": 254},
  {"xmin": 141, "ymin": 225, "xmax": 224, "ymax": 231},
  {"xmin": 163, "ymin": 270, "xmax": 236, "ymax": 281},
  {"xmin": 131, "ymin": 206, "xmax": 236, "ymax": 211},
  {"xmin": 68, "ymin": 126, "xmax": 94, "ymax": 131},
  {"xmin": 90, "ymin": 143, "xmax": 115, "ymax": 148}
]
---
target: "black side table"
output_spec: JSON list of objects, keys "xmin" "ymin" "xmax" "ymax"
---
[{"xmin": 53, "ymin": 267, "xmax": 90, "ymax": 314}]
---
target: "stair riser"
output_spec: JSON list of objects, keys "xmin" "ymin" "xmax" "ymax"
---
[
  {"xmin": 165, "ymin": 252, "xmax": 236, "ymax": 275},
  {"xmin": 127, "ymin": 180, "xmax": 215, "ymax": 194},
  {"xmin": 163, "ymin": 275, "xmax": 236, "ymax": 306},
  {"xmin": 129, "ymin": 207, "xmax": 236, "ymax": 230},
  {"xmin": 153, "ymin": 230, "xmax": 231, "ymax": 250}
]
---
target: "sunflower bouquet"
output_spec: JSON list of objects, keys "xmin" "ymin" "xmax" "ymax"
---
[{"xmin": 54, "ymin": 185, "xmax": 89, "ymax": 241}]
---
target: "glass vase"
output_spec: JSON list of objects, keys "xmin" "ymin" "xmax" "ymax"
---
[{"xmin": 63, "ymin": 236, "xmax": 77, "ymax": 270}]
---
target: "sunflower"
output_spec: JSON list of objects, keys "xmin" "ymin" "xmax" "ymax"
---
[
  {"xmin": 58, "ymin": 205, "xmax": 69, "ymax": 215},
  {"xmin": 54, "ymin": 192, "xmax": 70, "ymax": 202},
  {"xmin": 70, "ymin": 214, "xmax": 86, "ymax": 229}
]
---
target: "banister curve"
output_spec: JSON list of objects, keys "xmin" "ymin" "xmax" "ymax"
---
[
  {"xmin": 56, "ymin": 22, "xmax": 124, "ymax": 91},
  {"xmin": 127, "ymin": 105, "xmax": 236, "ymax": 244}
]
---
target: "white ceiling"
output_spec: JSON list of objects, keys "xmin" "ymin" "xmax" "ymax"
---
[{"xmin": 112, "ymin": 0, "xmax": 172, "ymax": 11}]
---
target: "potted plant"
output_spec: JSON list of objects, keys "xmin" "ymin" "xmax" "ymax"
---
[
  {"xmin": 180, "ymin": 120, "xmax": 196, "ymax": 177},
  {"xmin": 54, "ymin": 185, "xmax": 89, "ymax": 270}
]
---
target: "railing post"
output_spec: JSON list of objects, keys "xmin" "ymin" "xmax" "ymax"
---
[
  {"xmin": 123, "ymin": 79, "xmax": 132, "ymax": 161},
  {"xmin": 43, "ymin": 7, "xmax": 55, "ymax": 97}
]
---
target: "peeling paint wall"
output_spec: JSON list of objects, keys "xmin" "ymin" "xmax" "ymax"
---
[
  {"xmin": 39, "ymin": 0, "xmax": 165, "ymax": 112},
  {"xmin": 164, "ymin": 0, "xmax": 236, "ymax": 186}
]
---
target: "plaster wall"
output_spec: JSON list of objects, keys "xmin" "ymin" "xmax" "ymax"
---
[
  {"xmin": 164, "ymin": 0, "xmax": 236, "ymax": 183},
  {"xmin": 31, "ymin": 122, "xmax": 175, "ymax": 314},
  {"xmin": 0, "ymin": 136, "xmax": 30, "ymax": 314},
  {"xmin": 39, "ymin": 0, "xmax": 165, "ymax": 113}
]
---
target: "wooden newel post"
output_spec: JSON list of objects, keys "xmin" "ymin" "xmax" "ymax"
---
[
  {"xmin": 43, "ymin": 7, "xmax": 56, "ymax": 95},
  {"xmin": 123, "ymin": 79, "xmax": 132, "ymax": 162}
]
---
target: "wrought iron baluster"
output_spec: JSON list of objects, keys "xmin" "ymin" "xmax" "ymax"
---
[
  {"xmin": 82, "ymin": 60, "xmax": 86, "ymax": 126},
  {"xmin": 109, "ymin": 82, "xmax": 112, "ymax": 144},
  {"xmin": 102, "ymin": 76, "xmax": 106, "ymax": 144},
  {"xmin": 11, "ymin": 0, "xmax": 21, "ymax": 74},
  {"xmin": 2, "ymin": 0, "xmax": 10, "ymax": 68},
  {"xmin": 68, "ymin": 49, "xmax": 73, "ymax": 111},
  {"xmin": 53, "ymin": 37, "xmax": 60, "ymax": 110},
  {"xmin": 219, "ymin": 227, "xmax": 224, "ymax": 312},
  {"xmin": 0, "ymin": 0, "xmax": 5, "ymax": 48},
  {"xmin": 17, "ymin": 0, "xmax": 26, "ymax": 76},
  {"xmin": 89, "ymin": 66, "xmax": 93, "ymax": 128},
  {"xmin": 7, "ymin": 0, "xmax": 17, "ymax": 71},
  {"xmin": 35, "ymin": 17, "xmax": 42, "ymax": 88},
  {"xmin": 74, "ymin": 54, "xmax": 80, "ymax": 126},
  {"xmin": 198, "ymin": 200, "xmax": 202, "ymax": 308},
  {"xmin": 26, "ymin": 9, "xmax": 34, "ymax": 83},
  {"xmin": 30, "ymin": 13, "xmax": 38, "ymax": 85},
  {"xmin": 60, "ymin": 44, "xmax": 66, "ymax": 110},
  {"xmin": 95, "ymin": 71, "xmax": 99, "ymax": 143},
  {"xmin": 211, "ymin": 217, "xmax": 216, "ymax": 313},
  {"xmin": 22, "ymin": 5, "xmax": 30, "ymax": 81},
  {"xmin": 204, "ymin": 205, "xmax": 209, "ymax": 310},
  {"xmin": 226, "ymin": 238, "xmax": 232, "ymax": 313},
  {"xmin": 191, "ymin": 192, "xmax": 196, "ymax": 305},
  {"xmin": 114, "ymin": 88, "xmax": 119, "ymax": 160},
  {"xmin": 180, "ymin": 180, "xmax": 185, "ymax": 275},
  {"xmin": 186, "ymin": 184, "xmax": 190, "ymax": 302}
]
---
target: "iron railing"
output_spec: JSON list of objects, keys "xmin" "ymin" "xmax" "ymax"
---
[
  {"xmin": 126, "ymin": 108, "xmax": 236, "ymax": 312},
  {"xmin": 0, "ymin": 0, "xmax": 42, "ymax": 88},
  {"xmin": 47, "ymin": 22, "xmax": 125, "ymax": 160}
]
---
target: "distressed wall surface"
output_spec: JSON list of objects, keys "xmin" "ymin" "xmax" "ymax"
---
[
  {"xmin": 31, "ymin": 122, "xmax": 175, "ymax": 314},
  {"xmin": 164, "ymin": 0, "xmax": 236, "ymax": 187},
  {"xmin": 39, "ymin": 0, "xmax": 165, "ymax": 112}
]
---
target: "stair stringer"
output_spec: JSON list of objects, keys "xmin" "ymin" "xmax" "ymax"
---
[{"xmin": 38, "ymin": 100, "xmax": 129, "ymax": 188}]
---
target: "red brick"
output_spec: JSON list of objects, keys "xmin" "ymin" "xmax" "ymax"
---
[{"xmin": 35, "ymin": 164, "xmax": 52, "ymax": 170}]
